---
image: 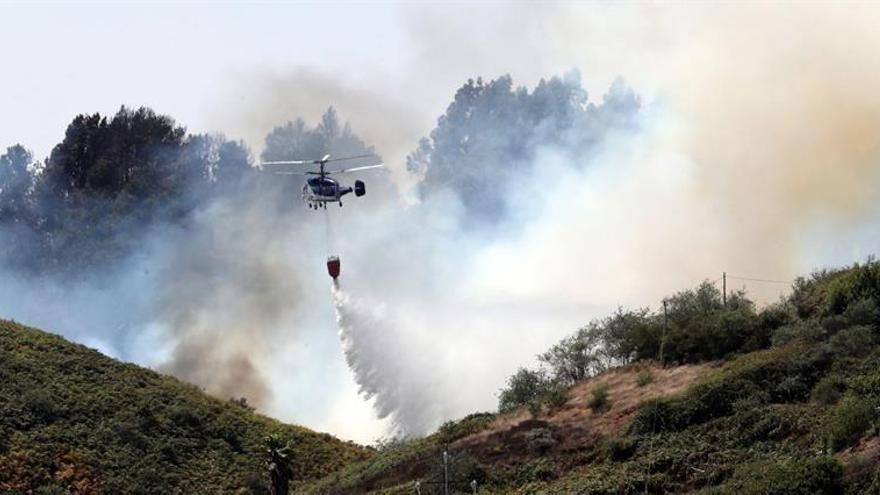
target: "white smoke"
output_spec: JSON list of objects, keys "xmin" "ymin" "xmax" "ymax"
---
[{"xmin": 6, "ymin": 3, "xmax": 880, "ymax": 444}]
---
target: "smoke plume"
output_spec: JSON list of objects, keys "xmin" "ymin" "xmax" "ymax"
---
[
  {"xmin": 6, "ymin": 4, "xmax": 880, "ymax": 443},
  {"xmin": 153, "ymin": 194, "xmax": 305, "ymax": 408}
]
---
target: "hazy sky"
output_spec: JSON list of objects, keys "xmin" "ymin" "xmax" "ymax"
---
[
  {"xmin": 0, "ymin": 2, "xmax": 633, "ymax": 161},
  {"xmin": 0, "ymin": 2, "xmax": 412, "ymax": 158}
]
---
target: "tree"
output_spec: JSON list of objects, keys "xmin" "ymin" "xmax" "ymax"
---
[
  {"xmin": 214, "ymin": 140, "xmax": 252, "ymax": 190},
  {"xmin": 261, "ymin": 107, "xmax": 374, "ymax": 164},
  {"xmin": 539, "ymin": 323, "xmax": 608, "ymax": 385},
  {"xmin": 409, "ymin": 71, "xmax": 641, "ymax": 225},
  {"xmin": 0, "ymin": 144, "xmax": 35, "ymax": 224},
  {"xmin": 498, "ymin": 367, "xmax": 551, "ymax": 413},
  {"xmin": 40, "ymin": 107, "xmax": 186, "ymax": 199},
  {"xmin": 600, "ymin": 307, "xmax": 660, "ymax": 364}
]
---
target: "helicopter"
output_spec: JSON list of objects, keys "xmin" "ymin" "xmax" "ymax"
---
[{"xmin": 261, "ymin": 154, "xmax": 384, "ymax": 209}]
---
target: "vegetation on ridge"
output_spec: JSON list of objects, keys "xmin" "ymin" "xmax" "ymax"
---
[
  {"xmin": 0, "ymin": 320, "xmax": 369, "ymax": 494},
  {"xmin": 303, "ymin": 260, "xmax": 880, "ymax": 494}
]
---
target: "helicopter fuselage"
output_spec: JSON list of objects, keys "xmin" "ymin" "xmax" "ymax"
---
[
  {"xmin": 303, "ymin": 177, "xmax": 351, "ymax": 203},
  {"xmin": 302, "ymin": 176, "xmax": 364, "ymax": 209}
]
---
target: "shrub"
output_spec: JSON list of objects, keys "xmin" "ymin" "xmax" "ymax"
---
[
  {"xmin": 543, "ymin": 384, "xmax": 569, "ymax": 410},
  {"xmin": 757, "ymin": 302, "xmax": 795, "ymax": 333},
  {"xmin": 604, "ymin": 436, "xmax": 637, "ymax": 461},
  {"xmin": 169, "ymin": 405, "xmax": 203, "ymax": 429},
  {"xmin": 372, "ymin": 435, "xmax": 413, "ymax": 453},
  {"xmin": 828, "ymin": 394, "xmax": 875, "ymax": 451},
  {"xmin": 504, "ymin": 458, "xmax": 558, "ymax": 484},
  {"xmin": 34, "ymin": 484, "xmax": 67, "ymax": 495},
  {"xmin": 631, "ymin": 373, "xmax": 772, "ymax": 435},
  {"xmin": 539, "ymin": 324, "xmax": 607, "ymax": 385},
  {"xmin": 498, "ymin": 368, "xmax": 551, "ymax": 413},
  {"xmin": 717, "ymin": 456, "xmax": 843, "ymax": 494},
  {"xmin": 827, "ymin": 325, "xmax": 877, "ymax": 358},
  {"xmin": 630, "ymin": 398, "xmax": 679, "ymax": 435},
  {"xmin": 771, "ymin": 321, "xmax": 824, "ymax": 347},
  {"xmin": 662, "ymin": 305, "xmax": 762, "ymax": 364},
  {"xmin": 842, "ymin": 297, "xmax": 880, "ymax": 326},
  {"xmin": 588, "ymin": 384, "xmax": 611, "ymax": 413},
  {"xmin": 790, "ymin": 261, "xmax": 880, "ymax": 318},
  {"xmin": 525, "ymin": 427, "xmax": 556, "ymax": 455},
  {"xmin": 812, "ymin": 374, "xmax": 847, "ymax": 405},
  {"xmin": 636, "ymin": 370, "xmax": 653, "ymax": 387},
  {"xmin": 821, "ymin": 314, "xmax": 850, "ymax": 335},
  {"xmin": 22, "ymin": 389, "xmax": 59, "ymax": 424},
  {"xmin": 437, "ymin": 413, "xmax": 495, "ymax": 443},
  {"xmin": 825, "ymin": 259, "xmax": 880, "ymax": 316}
]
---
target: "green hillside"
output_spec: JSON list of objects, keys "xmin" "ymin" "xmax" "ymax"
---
[
  {"xmin": 6, "ymin": 261, "xmax": 880, "ymax": 494},
  {"xmin": 301, "ymin": 261, "xmax": 880, "ymax": 494},
  {"xmin": 0, "ymin": 320, "xmax": 370, "ymax": 494}
]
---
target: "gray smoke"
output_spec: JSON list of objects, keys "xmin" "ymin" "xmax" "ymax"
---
[
  {"xmin": 6, "ymin": 4, "xmax": 880, "ymax": 443},
  {"xmin": 153, "ymin": 193, "xmax": 305, "ymax": 408}
]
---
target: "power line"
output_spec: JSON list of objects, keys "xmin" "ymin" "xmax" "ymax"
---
[{"xmin": 726, "ymin": 275, "xmax": 793, "ymax": 285}]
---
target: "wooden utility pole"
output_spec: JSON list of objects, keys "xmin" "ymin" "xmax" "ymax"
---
[
  {"xmin": 722, "ymin": 272, "xmax": 727, "ymax": 306},
  {"xmin": 659, "ymin": 299, "xmax": 668, "ymax": 367}
]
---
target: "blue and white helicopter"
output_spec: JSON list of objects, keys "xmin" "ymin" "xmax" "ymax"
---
[{"xmin": 262, "ymin": 154, "xmax": 384, "ymax": 209}]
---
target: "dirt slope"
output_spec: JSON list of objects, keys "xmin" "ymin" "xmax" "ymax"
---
[{"xmin": 455, "ymin": 363, "xmax": 712, "ymax": 465}]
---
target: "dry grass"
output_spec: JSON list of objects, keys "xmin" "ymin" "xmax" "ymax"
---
[{"xmin": 454, "ymin": 362, "xmax": 713, "ymax": 456}]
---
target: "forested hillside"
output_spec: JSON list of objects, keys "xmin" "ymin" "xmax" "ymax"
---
[{"xmin": 0, "ymin": 320, "xmax": 369, "ymax": 494}]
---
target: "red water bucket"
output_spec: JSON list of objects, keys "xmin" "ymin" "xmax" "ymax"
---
[{"xmin": 327, "ymin": 256, "xmax": 341, "ymax": 279}]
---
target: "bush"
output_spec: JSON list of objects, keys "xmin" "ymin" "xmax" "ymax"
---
[
  {"xmin": 828, "ymin": 394, "xmax": 875, "ymax": 451},
  {"xmin": 717, "ymin": 456, "xmax": 843, "ymax": 494},
  {"xmin": 790, "ymin": 261, "xmax": 880, "ymax": 318},
  {"xmin": 372, "ymin": 435, "xmax": 413, "ymax": 453},
  {"xmin": 437, "ymin": 413, "xmax": 496, "ymax": 444},
  {"xmin": 771, "ymin": 321, "xmax": 824, "ymax": 347},
  {"xmin": 631, "ymin": 372, "xmax": 773, "ymax": 435},
  {"xmin": 662, "ymin": 306, "xmax": 763, "ymax": 364},
  {"xmin": 503, "ymin": 458, "xmax": 558, "ymax": 485},
  {"xmin": 827, "ymin": 325, "xmax": 877, "ymax": 358},
  {"xmin": 636, "ymin": 370, "xmax": 653, "ymax": 387},
  {"xmin": 821, "ymin": 314, "xmax": 851, "ymax": 335},
  {"xmin": 812, "ymin": 374, "xmax": 847, "ymax": 405},
  {"xmin": 498, "ymin": 368, "xmax": 551, "ymax": 413},
  {"xmin": 588, "ymin": 384, "xmax": 611, "ymax": 413},
  {"xmin": 604, "ymin": 436, "xmax": 637, "ymax": 461},
  {"xmin": 649, "ymin": 343, "xmax": 830, "ymax": 433},
  {"xmin": 22, "ymin": 389, "xmax": 59, "ymax": 424},
  {"xmin": 539, "ymin": 324, "xmax": 607, "ymax": 385},
  {"xmin": 525, "ymin": 427, "xmax": 556, "ymax": 455},
  {"xmin": 630, "ymin": 398, "xmax": 679, "ymax": 434},
  {"xmin": 842, "ymin": 298, "xmax": 880, "ymax": 326},
  {"xmin": 757, "ymin": 302, "xmax": 796, "ymax": 333},
  {"xmin": 543, "ymin": 384, "xmax": 569, "ymax": 410},
  {"xmin": 34, "ymin": 484, "xmax": 67, "ymax": 495}
]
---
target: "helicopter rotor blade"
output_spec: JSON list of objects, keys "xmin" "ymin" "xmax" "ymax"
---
[
  {"xmin": 261, "ymin": 160, "xmax": 312, "ymax": 166},
  {"xmin": 323, "ymin": 154, "xmax": 377, "ymax": 163},
  {"xmin": 327, "ymin": 164, "xmax": 385, "ymax": 174}
]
